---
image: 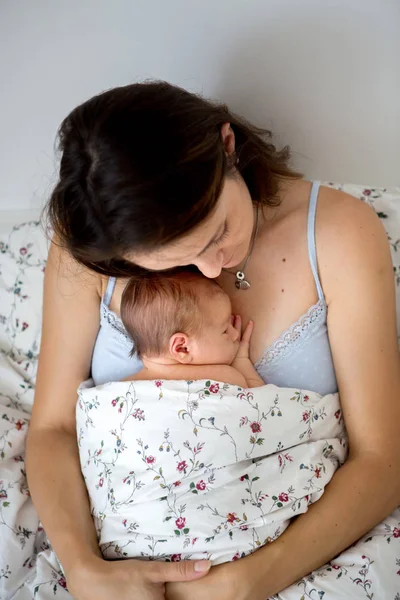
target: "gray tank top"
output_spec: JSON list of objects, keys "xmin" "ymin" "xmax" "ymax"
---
[{"xmin": 91, "ymin": 182, "xmax": 337, "ymax": 395}]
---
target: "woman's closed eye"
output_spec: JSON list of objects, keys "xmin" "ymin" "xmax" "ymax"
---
[{"xmin": 212, "ymin": 222, "xmax": 230, "ymax": 248}]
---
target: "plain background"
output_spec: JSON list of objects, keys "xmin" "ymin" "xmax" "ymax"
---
[{"xmin": 0, "ymin": 0, "xmax": 399, "ymax": 211}]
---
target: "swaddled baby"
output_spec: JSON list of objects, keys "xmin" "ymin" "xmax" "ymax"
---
[
  {"xmin": 120, "ymin": 270, "xmax": 264, "ymax": 389},
  {"xmin": 77, "ymin": 271, "xmax": 345, "ymax": 565}
]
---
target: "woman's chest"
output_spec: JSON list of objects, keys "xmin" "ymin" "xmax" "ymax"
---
[{"xmin": 217, "ymin": 220, "xmax": 319, "ymax": 363}]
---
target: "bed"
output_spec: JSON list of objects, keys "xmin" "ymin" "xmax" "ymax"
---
[{"xmin": 1, "ymin": 183, "xmax": 400, "ymax": 599}]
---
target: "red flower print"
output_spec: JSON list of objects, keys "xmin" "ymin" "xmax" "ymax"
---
[
  {"xmin": 15, "ymin": 420, "xmax": 24, "ymax": 431},
  {"xmin": 239, "ymin": 474, "xmax": 248, "ymax": 481},
  {"xmin": 196, "ymin": 480, "xmax": 206, "ymax": 491},
  {"xmin": 111, "ymin": 399, "xmax": 117, "ymax": 407},
  {"xmin": 209, "ymin": 383, "xmax": 220, "ymax": 394},
  {"xmin": 393, "ymin": 527, "xmax": 400, "ymax": 538},
  {"xmin": 177, "ymin": 460, "xmax": 187, "ymax": 472},
  {"xmin": 155, "ymin": 380, "xmax": 162, "ymax": 387},
  {"xmin": 250, "ymin": 421, "xmax": 262, "ymax": 433},
  {"xmin": 239, "ymin": 525, "xmax": 248, "ymax": 531},
  {"xmin": 171, "ymin": 554, "xmax": 182, "ymax": 562},
  {"xmin": 122, "ymin": 519, "xmax": 127, "ymax": 527},
  {"xmin": 0, "ymin": 490, "xmax": 7, "ymax": 499},
  {"xmin": 302, "ymin": 411, "xmax": 310, "ymax": 422},
  {"xmin": 132, "ymin": 408, "xmax": 145, "ymax": 421},
  {"xmin": 397, "ymin": 569, "xmax": 400, "ymax": 575},
  {"xmin": 332, "ymin": 565, "xmax": 340, "ymax": 570},
  {"xmin": 192, "ymin": 537, "xmax": 198, "ymax": 545},
  {"xmin": 58, "ymin": 577, "xmax": 67, "ymax": 589},
  {"xmin": 334, "ymin": 409, "xmax": 341, "ymax": 420},
  {"xmin": 232, "ymin": 552, "xmax": 241, "ymax": 561},
  {"xmin": 314, "ymin": 467, "xmax": 322, "ymax": 479},
  {"xmin": 226, "ymin": 512, "xmax": 237, "ymax": 524},
  {"xmin": 363, "ymin": 189, "xmax": 371, "ymax": 196},
  {"xmin": 99, "ymin": 478, "xmax": 104, "ymax": 487},
  {"xmin": 303, "ymin": 395, "xmax": 309, "ymax": 402},
  {"xmin": 175, "ymin": 517, "xmax": 186, "ymax": 530},
  {"xmin": 278, "ymin": 492, "xmax": 289, "ymax": 502},
  {"xmin": 19, "ymin": 247, "xmax": 27, "ymax": 255},
  {"xmin": 173, "ymin": 481, "xmax": 181, "ymax": 487},
  {"xmin": 146, "ymin": 456, "xmax": 156, "ymax": 465},
  {"xmin": 22, "ymin": 322, "xmax": 29, "ymax": 331}
]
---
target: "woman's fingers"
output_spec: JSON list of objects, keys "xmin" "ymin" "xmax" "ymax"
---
[{"xmin": 151, "ymin": 559, "xmax": 211, "ymax": 583}]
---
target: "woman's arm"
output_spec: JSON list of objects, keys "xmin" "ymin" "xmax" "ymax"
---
[
  {"xmin": 166, "ymin": 190, "xmax": 400, "ymax": 600},
  {"xmin": 27, "ymin": 241, "xmax": 210, "ymax": 600},
  {"xmin": 243, "ymin": 191, "xmax": 400, "ymax": 597},
  {"xmin": 26, "ymin": 241, "xmax": 104, "ymax": 575}
]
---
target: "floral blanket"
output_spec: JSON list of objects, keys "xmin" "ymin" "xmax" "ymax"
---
[
  {"xmin": 1, "ymin": 181, "xmax": 400, "ymax": 599},
  {"xmin": 77, "ymin": 379, "xmax": 347, "ymax": 564}
]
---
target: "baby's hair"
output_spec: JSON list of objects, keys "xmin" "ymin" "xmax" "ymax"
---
[{"xmin": 120, "ymin": 271, "xmax": 223, "ymax": 358}]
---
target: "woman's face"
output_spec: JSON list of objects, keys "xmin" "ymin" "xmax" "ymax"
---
[{"xmin": 129, "ymin": 174, "xmax": 255, "ymax": 278}]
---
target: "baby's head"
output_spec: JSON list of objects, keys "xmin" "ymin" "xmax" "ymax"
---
[{"xmin": 120, "ymin": 271, "xmax": 239, "ymax": 366}]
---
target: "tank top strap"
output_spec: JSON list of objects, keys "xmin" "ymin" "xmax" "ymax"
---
[
  {"xmin": 103, "ymin": 277, "xmax": 117, "ymax": 307},
  {"xmin": 307, "ymin": 181, "xmax": 325, "ymax": 302}
]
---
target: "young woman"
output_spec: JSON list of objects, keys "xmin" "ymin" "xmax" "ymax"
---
[{"xmin": 26, "ymin": 81, "xmax": 400, "ymax": 600}]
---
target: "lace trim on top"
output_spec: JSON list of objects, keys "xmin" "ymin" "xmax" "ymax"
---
[
  {"xmin": 100, "ymin": 301, "xmax": 131, "ymax": 343},
  {"xmin": 255, "ymin": 299, "xmax": 326, "ymax": 372}
]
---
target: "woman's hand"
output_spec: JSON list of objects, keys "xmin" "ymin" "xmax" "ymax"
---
[
  {"xmin": 166, "ymin": 562, "xmax": 236, "ymax": 600},
  {"xmin": 166, "ymin": 553, "xmax": 268, "ymax": 600},
  {"xmin": 68, "ymin": 556, "xmax": 211, "ymax": 600}
]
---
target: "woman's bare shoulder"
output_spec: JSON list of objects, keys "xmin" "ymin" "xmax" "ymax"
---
[
  {"xmin": 47, "ymin": 235, "xmax": 105, "ymax": 297},
  {"xmin": 316, "ymin": 186, "xmax": 390, "ymax": 299},
  {"xmin": 317, "ymin": 185, "xmax": 384, "ymax": 243}
]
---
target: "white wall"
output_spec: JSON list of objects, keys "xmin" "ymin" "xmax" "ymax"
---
[{"xmin": 0, "ymin": 0, "xmax": 399, "ymax": 211}]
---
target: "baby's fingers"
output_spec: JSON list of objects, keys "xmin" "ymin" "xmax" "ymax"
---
[
  {"xmin": 233, "ymin": 314, "xmax": 242, "ymax": 335},
  {"xmin": 241, "ymin": 319, "xmax": 254, "ymax": 344}
]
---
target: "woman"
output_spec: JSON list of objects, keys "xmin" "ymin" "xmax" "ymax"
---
[{"xmin": 26, "ymin": 81, "xmax": 400, "ymax": 600}]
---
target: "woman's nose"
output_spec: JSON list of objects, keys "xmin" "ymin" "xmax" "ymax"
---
[{"xmin": 195, "ymin": 252, "xmax": 224, "ymax": 279}]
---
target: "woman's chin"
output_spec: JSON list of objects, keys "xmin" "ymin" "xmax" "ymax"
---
[
  {"xmin": 223, "ymin": 251, "xmax": 245, "ymax": 269},
  {"xmin": 223, "ymin": 242, "xmax": 250, "ymax": 269}
]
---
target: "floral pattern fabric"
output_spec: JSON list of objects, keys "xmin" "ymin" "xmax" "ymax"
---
[
  {"xmin": 77, "ymin": 379, "xmax": 347, "ymax": 564},
  {"xmin": 0, "ymin": 182, "xmax": 400, "ymax": 599}
]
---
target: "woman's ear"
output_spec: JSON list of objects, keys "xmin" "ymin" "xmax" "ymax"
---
[
  {"xmin": 169, "ymin": 333, "xmax": 193, "ymax": 364},
  {"xmin": 220, "ymin": 122, "xmax": 235, "ymax": 156}
]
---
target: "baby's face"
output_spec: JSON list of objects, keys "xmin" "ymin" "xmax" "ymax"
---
[{"xmin": 191, "ymin": 291, "xmax": 240, "ymax": 365}]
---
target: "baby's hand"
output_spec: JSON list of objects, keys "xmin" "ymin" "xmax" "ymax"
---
[{"xmin": 233, "ymin": 315, "xmax": 254, "ymax": 361}]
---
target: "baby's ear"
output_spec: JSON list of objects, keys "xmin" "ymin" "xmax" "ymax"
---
[{"xmin": 169, "ymin": 333, "xmax": 192, "ymax": 364}]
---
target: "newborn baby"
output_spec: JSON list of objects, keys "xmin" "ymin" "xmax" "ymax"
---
[
  {"xmin": 76, "ymin": 270, "xmax": 345, "ymax": 566},
  {"xmin": 120, "ymin": 270, "xmax": 264, "ymax": 389}
]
